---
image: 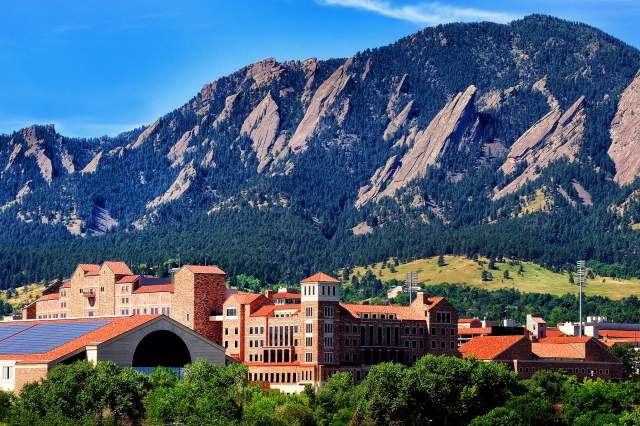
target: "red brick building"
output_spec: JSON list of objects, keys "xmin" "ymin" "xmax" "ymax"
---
[
  {"xmin": 23, "ymin": 261, "xmax": 227, "ymax": 342},
  {"xmin": 24, "ymin": 263, "xmax": 460, "ymax": 391},
  {"xmin": 459, "ymin": 334, "xmax": 623, "ymax": 380},
  {"xmin": 219, "ymin": 273, "xmax": 459, "ymax": 392}
]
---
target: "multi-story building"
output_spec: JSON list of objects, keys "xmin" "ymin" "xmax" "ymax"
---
[
  {"xmin": 24, "ymin": 263, "xmax": 460, "ymax": 391},
  {"xmin": 219, "ymin": 272, "xmax": 459, "ymax": 392},
  {"xmin": 459, "ymin": 334, "xmax": 624, "ymax": 380},
  {"xmin": 23, "ymin": 261, "xmax": 227, "ymax": 343}
]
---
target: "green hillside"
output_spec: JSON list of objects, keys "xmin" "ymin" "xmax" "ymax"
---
[{"xmin": 351, "ymin": 256, "xmax": 640, "ymax": 300}]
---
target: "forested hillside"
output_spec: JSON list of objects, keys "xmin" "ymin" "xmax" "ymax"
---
[{"xmin": 2, "ymin": 15, "xmax": 640, "ymax": 288}]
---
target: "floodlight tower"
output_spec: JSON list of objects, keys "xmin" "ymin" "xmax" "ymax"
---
[
  {"xmin": 405, "ymin": 271, "xmax": 417, "ymax": 304},
  {"xmin": 576, "ymin": 260, "xmax": 586, "ymax": 337}
]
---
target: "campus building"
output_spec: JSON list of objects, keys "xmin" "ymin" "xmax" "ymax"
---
[
  {"xmin": 23, "ymin": 261, "xmax": 227, "ymax": 343},
  {"xmin": 0, "ymin": 315, "xmax": 227, "ymax": 393},
  {"xmin": 23, "ymin": 263, "xmax": 460, "ymax": 391},
  {"xmin": 459, "ymin": 334, "xmax": 624, "ymax": 380},
  {"xmin": 219, "ymin": 273, "xmax": 459, "ymax": 392}
]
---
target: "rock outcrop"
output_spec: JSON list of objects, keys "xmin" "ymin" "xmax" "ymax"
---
[
  {"xmin": 20, "ymin": 126, "xmax": 55, "ymax": 184},
  {"xmin": 494, "ymin": 96, "xmax": 586, "ymax": 199},
  {"xmin": 147, "ymin": 161, "xmax": 196, "ymax": 209},
  {"xmin": 80, "ymin": 151, "xmax": 102, "ymax": 174},
  {"xmin": 127, "ymin": 119, "xmax": 160, "ymax": 150},
  {"xmin": 356, "ymin": 85, "xmax": 480, "ymax": 206},
  {"xmin": 608, "ymin": 72, "xmax": 640, "ymax": 186},
  {"xmin": 355, "ymin": 155, "xmax": 399, "ymax": 208},
  {"xmin": 168, "ymin": 126, "xmax": 199, "ymax": 167},
  {"xmin": 240, "ymin": 92, "xmax": 281, "ymax": 172},
  {"xmin": 288, "ymin": 58, "xmax": 353, "ymax": 153}
]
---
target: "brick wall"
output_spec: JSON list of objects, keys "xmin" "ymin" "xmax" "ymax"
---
[{"xmin": 14, "ymin": 364, "xmax": 48, "ymax": 393}]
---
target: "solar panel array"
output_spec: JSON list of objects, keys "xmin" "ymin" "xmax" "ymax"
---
[
  {"xmin": 0, "ymin": 324, "xmax": 30, "ymax": 342},
  {"xmin": 0, "ymin": 320, "xmax": 110, "ymax": 355}
]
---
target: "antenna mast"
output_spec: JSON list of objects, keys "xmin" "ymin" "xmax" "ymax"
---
[
  {"xmin": 405, "ymin": 271, "xmax": 417, "ymax": 304},
  {"xmin": 576, "ymin": 260, "xmax": 586, "ymax": 337}
]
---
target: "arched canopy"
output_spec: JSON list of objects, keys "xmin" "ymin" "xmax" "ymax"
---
[{"xmin": 132, "ymin": 330, "xmax": 191, "ymax": 368}]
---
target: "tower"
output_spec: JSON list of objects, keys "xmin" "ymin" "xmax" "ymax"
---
[{"xmin": 300, "ymin": 272, "xmax": 341, "ymax": 384}]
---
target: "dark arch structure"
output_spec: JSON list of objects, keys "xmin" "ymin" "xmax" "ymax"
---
[{"xmin": 132, "ymin": 330, "xmax": 192, "ymax": 368}]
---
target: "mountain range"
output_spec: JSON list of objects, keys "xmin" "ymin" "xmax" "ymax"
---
[{"xmin": 2, "ymin": 15, "xmax": 640, "ymax": 288}]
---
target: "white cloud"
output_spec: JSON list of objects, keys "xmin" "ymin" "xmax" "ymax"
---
[{"xmin": 317, "ymin": 0, "xmax": 519, "ymax": 25}]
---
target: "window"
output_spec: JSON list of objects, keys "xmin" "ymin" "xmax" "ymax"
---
[
  {"xmin": 305, "ymin": 323, "xmax": 313, "ymax": 333},
  {"xmin": 305, "ymin": 352, "xmax": 312, "ymax": 362},
  {"xmin": 235, "ymin": 327, "xmax": 239, "ymax": 334},
  {"xmin": 225, "ymin": 328, "xmax": 229, "ymax": 335},
  {"xmin": 305, "ymin": 337, "xmax": 313, "ymax": 347},
  {"xmin": 100, "ymin": 286, "xmax": 105, "ymax": 292},
  {"xmin": 431, "ymin": 341, "xmax": 436, "ymax": 348},
  {"xmin": 324, "ymin": 306, "xmax": 334, "ymax": 317},
  {"xmin": 324, "ymin": 337, "xmax": 333, "ymax": 347},
  {"xmin": 324, "ymin": 323, "xmax": 333, "ymax": 333},
  {"xmin": 324, "ymin": 352, "xmax": 334, "ymax": 363},
  {"xmin": 306, "ymin": 307, "xmax": 313, "ymax": 317},
  {"xmin": 1, "ymin": 366, "xmax": 12, "ymax": 380},
  {"xmin": 436, "ymin": 311, "xmax": 451, "ymax": 324},
  {"xmin": 226, "ymin": 308, "xmax": 237, "ymax": 316}
]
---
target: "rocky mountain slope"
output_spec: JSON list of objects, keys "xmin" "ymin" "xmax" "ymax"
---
[{"xmin": 2, "ymin": 15, "xmax": 640, "ymax": 286}]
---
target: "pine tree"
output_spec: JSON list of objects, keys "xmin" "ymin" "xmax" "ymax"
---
[
  {"xmin": 503, "ymin": 270, "xmax": 510, "ymax": 280},
  {"xmin": 437, "ymin": 255, "xmax": 446, "ymax": 267}
]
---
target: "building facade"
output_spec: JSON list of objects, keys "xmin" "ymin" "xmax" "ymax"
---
[
  {"xmin": 24, "ymin": 263, "xmax": 460, "ymax": 391},
  {"xmin": 24, "ymin": 261, "xmax": 227, "ymax": 342},
  {"xmin": 219, "ymin": 273, "xmax": 459, "ymax": 392}
]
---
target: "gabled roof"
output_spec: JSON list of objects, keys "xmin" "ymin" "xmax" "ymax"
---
[
  {"xmin": 228, "ymin": 292, "xmax": 263, "ymax": 305},
  {"xmin": 183, "ymin": 265, "xmax": 226, "ymax": 275},
  {"xmin": 60, "ymin": 281, "xmax": 71, "ymax": 289},
  {"xmin": 459, "ymin": 335, "xmax": 527, "ymax": 360},
  {"xmin": 457, "ymin": 327, "xmax": 492, "ymax": 335},
  {"xmin": 270, "ymin": 292, "xmax": 301, "ymax": 299},
  {"xmin": 251, "ymin": 304, "xmax": 300, "ymax": 317},
  {"xmin": 36, "ymin": 293, "xmax": 60, "ymax": 302},
  {"xmin": 301, "ymin": 272, "xmax": 339, "ymax": 283},
  {"xmin": 102, "ymin": 261, "xmax": 133, "ymax": 276},
  {"xmin": 340, "ymin": 303, "xmax": 424, "ymax": 321},
  {"xmin": 0, "ymin": 315, "xmax": 159, "ymax": 363},
  {"xmin": 531, "ymin": 342, "xmax": 585, "ymax": 359},
  {"xmin": 116, "ymin": 275, "xmax": 140, "ymax": 284},
  {"xmin": 79, "ymin": 264, "xmax": 100, "ymax": 276},
  {"xmin": 133, "ymin": 284, "xmax": 174, "ymax": 294}
]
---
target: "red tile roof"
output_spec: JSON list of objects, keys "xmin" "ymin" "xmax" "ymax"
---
[
  {"xmin": 537, "ymin": 336, "xmax": 591, "ymax": 344},
  {"xmin": 36, "ymin": 293, "xmax": 60, "ymax": 302},
  {"xmin": 60, "ymin": 281, "xmax": 71, "ymax": 289},
  {"xmin": 457, "ymin": 327, "xmax": 492, "ymax": 335},
  {"xmin": 132, "ymin": 284, "xmax": 174, "ymax": 294},
  {"xmin": 599, "ymin": 329, "xmax": 640, "ymax": 339},
  {"xmin": 301, "ymin": 272, "xmax": 339, "ymax": 283},
  {"xmin": 459, "ymin": 318, "xmax": 480, "ymax": 324},
  {"xmin": 532, "ymin": 342, "xmax": 586, "ymax": 359},
  {"xmin": 116, "ymin": 275, "xmax": 140, "ymax": 284},
  {"xmin": 79, "ymin": 264, "xmax": 100, "ymax": 276},
  {"xmin": 183, "ymin": 265, "xmax": 226, "ymax": 275},
  {"xmin": 459, "ymin": 335, "xmax": 527, "ymax": 360},
  {"xmin": 545, "ymin": 329, "xmax": 565, "ymax": 338},
  {"xmin": 251, "ymin": 304, "xmax": 300, "ymax": 317},
  {"xmin": 103, "ymin": 261, "xmax": 133, "ymax": 276},
  {"xmin": 271, "ymin": 292, "xmax": 301, "ymax": 299},
  {"xmin": 228, "ymin": 292, "xmax": 263, "ymax": 305},
  {"xmin": 0, "ymin": 315, "xmax": 159, "ymax": 363},
  {"xmin": 340, "ymin": 303, "xmax": 425, "ymax": 321}
]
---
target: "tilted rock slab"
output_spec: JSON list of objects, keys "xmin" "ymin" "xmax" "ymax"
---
[
  {"xmin": 356, "ymin": 85, "xmax": 479, "ymax": 206},
  {"xmin": 240, "ymin": 92, "xmax": 281, "ymax": 172},
  {"xmin": 609, "ymin": 71, "xmax": 640, "ymax": 186},
  {"xmin": 494, "ymin": 96, "xmax": 586, "ymax": 199}
]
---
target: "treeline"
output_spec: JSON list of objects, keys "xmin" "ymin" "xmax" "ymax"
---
[{"xmin": 1, "ymin": 356, "xmax": 639, "ymax": 425}]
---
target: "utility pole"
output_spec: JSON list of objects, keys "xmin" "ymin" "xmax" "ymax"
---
[
  {"xmin": 577, "ymin": 260, "xmax": 586, "ymax": 337},
  {"xmin": 405, "ymin": 271, "xmax": 417, "ymax": 304}
]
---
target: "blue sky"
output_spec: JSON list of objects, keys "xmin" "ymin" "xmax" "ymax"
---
[{"xmin": 1, "ymin": 0, "xmax": 639, "ymax": 138}]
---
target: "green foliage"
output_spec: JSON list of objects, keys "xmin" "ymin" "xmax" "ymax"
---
[
  {"xmin": 9, "ymin": 361, "xmax": 149, "ymax": 425},
  {"xmin": 610, "ymin": 344, "xmax": 640, "ymax": 381}
]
